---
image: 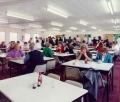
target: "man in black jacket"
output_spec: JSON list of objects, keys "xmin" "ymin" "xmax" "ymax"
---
[{"xmin": 24, "ymin": 43, "xmax": 45, "ymax": 74}]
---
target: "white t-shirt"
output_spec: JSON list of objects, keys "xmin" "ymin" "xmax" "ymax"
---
[
  {"xmin": 34, "ymin": 43, "xmax": 42, "ymax": 50},
  {"xmin": 76, "ymin": 37, "xmax": 81, "ymax": 42}
]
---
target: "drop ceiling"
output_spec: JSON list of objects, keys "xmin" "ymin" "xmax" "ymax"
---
[{"xmin": 0, "ymin": 0, "xmax": 119, "ymax": 32}]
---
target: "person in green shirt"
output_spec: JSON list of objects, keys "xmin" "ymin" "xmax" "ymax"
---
[{"xmin": 43, "ymin": 43, "xmax": 54, "ymax": 57}]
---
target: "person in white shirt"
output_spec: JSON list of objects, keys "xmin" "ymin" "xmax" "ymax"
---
[
  {"xmin": 22, "ymin": 42, "xmax": 29, "ymax": 51},
  {"xmin": 34, "ymin": 40, "xmax": 42, "ymax": 50},
  {"xmin": 112, "ymin": 41, "xmax": 120, "ymax": 61},
  {"xmin": 76, "ymin": 35, "xmax": 81, "ymax": 43}
]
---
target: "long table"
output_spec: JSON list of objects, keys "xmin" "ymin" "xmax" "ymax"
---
[
  {"xmin": 62, "ymin": 60, "xmax": 114, "ymax": 102},
  {"xmin": 0, "ymin": 73, "xmax": 87, "ymax": 102},
  {"xmin": 9, "ymin": 57, "xmax": 55, "ymax": 77}
]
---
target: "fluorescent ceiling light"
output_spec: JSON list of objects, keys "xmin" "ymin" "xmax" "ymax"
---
[
  {"xmin": 0, "ymin": 18, "xmax": 8, "ymax": 23},
  {"xmin": 111, "ymin": 19, "xmax": 120, "ymax": 24},
  {"xmin": 9, "ymin": 24, "xmax": 23, "ymax": 29},
  {"xmin": 81, "ymin": 30, "xmax": 86, "ymax": 32},
  {"xmin": 47, "ymin": 5, "xmax": 68, "ymax": 18},
  {"xmin": 66, "ymin": 30, "xmax": 72, "ymax": 32},
  {"xmin": 98, "ymin": 29, "xmax": 102, "ymax": 31},
  {"xmin": 113, "ymin": 25, "xmax": 120, "ymax": 29},
  {"xmin": 51, "ymin": 28, "xmax": 60, "ymax": 31},
  {"xmin": 70, "ymin": 26, "xmax": 77, "ymax": 30},
  {"xmin": 7, "ymin": 10, "xmax": 34, "ymax": 21},
  {"xmin": 29, "ymin": 24, "xmax": 42, "ymax": 28},
  {"xmin": 50, "ymin": 21, "xmax": 63, "ymax": 27},
  {"xmin": 79, "ymin": 20, "xmax": 88, "ymax": 26},
  {"xmin": 106, "ymin": 0, "xmax": 114, "ymax": 15},
  {"xmin": 91, "ymin": 26, "xmax": 97, "ymax": 29}
]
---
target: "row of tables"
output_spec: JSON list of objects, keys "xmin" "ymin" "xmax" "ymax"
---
[{"xmin": 0, "ymin": 46, "xmax": 114, "ymax": 102}]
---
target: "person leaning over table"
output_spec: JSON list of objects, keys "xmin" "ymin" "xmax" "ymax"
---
[
  {"xmin": 95, "ymin": 47, "xmax": 113, "ymax": 63},
  {"xmin": 24, "ymin": 43, "xmax": 45, "ymax": 74},
  {"xmin": 77, "ymin": 45, "xmax": 92, "ymax": 61},
  {"xmin": 43, "ymin": 42, "xmax": 54, "ymax": 57},
  {"xmin": 6, "ymin": 43, "xmax": 24, "ymax": 60}
]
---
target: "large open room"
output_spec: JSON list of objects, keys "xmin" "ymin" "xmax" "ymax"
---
[{"xmin": 0, "ymin": 0, "xmax": 119, "ymax": 102}]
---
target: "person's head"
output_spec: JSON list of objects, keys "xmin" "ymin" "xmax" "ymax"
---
[
  {"xmin": 14, "ymin": 44, "xmax": 21, "ymax": 51},
  {"xmin": 17, "ymin": 41, "xmax": 20, "ymax": 44},
  {"xmin": 58, "ymin": 42, "xmax": 63, "ymax": 47},
  {"xmin": 82, "ymin": 40, "xmax": 86, "ymax": 43},
  {"xmin": 29, "ymin": 43, "xmax": 35, "ymax": 50},
  {"xmin": 80, "ymin": 45, "xmax": 87, "ymax": 53},
  {"xmin": 36, "ymin": 40, "xmax": 39, "ymax": 43},
  {"xmin": 1, "ymin": 41, "xmax": 5, "ymax": 45},
  {"xmin": 24, "ymin": 42, "xmax": 27, "ymax": 45},
  {"xmin": 45, "ymin": 42, "xmax": 50, "ymax": 47},
  {"xmin": 101, "ymin": 47, "xmax": 108, "ymax": 56}
]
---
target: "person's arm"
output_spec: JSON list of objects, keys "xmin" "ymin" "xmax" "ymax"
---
[
  {"xmin": 83, "ymin": 52, "xmax": 92, "ymax": 61},
  {"xmin": 77, "ymin": 52, "xmax": 82, "ymax": 60},
  {"xmin": 24, "ymin": 54, "xmax": 30, "ymax": 64},
  {"xmin": 49, "ymin": 49, "xmax": 54, "ymax": 57},
  {"xmin": 108, "ymin": 55, "xmax": 113, "ymax": 63}
]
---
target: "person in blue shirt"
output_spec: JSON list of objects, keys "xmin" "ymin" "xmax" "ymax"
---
[{"xmin": 96, "ymin": 47, "xmax": 113, "ymax": 63}]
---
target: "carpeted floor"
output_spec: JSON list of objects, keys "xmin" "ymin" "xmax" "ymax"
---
[{"xmin": 0, "ymin": 61, "xmax": 120, "ymax": 102}]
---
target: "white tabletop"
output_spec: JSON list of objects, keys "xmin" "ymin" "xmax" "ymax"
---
[
  {"xmin": 62, "ymin": 60, "xmax": 113, "ymax": 71},
  {"xmin": 54, "ymin": 52, "xmax": 74, "ymax": 57},
  {"xmin": 0, "ymin": 53, "xmax": 7, "ymax": 58},
  {"xmin": 0, "ymin": 73, "xmax": 87, "ymax": 102},
  {"xmin": 10, "ymin": 57, "xmax": 54, "ymax": 65}
]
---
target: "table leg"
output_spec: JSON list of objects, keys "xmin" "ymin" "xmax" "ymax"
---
[
  {"xmin": 106, "ymin": 74, "xmax": 109, "ymax": 102},
  {"xmin": 60, "ymin": 65, "xmax": 66, "ymax": 81},
  {"xmin": 112, "ymin": 67, "xmax": 114, "ymax": 91}
]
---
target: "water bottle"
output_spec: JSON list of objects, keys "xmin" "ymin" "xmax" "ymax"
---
[{"xmin": 37, "ymin": 72, "xmax": 42, "ymax": 87}]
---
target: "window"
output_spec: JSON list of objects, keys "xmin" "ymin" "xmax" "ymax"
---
[
  {"xmin": 25, "ymin": 34, "xmax": 30, "ymax": 42},
  {"xmin": 10, "ymin": 32, "xmax": 18, "ymax": 41},
  {"xmin": 0, "ymin": 32, "xmax": 5, "ymax": 42}
]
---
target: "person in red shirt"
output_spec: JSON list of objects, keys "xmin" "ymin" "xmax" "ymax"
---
[
  {"xmin": 56, "ymin": 42, "xmax": 64, "ymax": 53},
  {"xmin": 96, "ymin": 40, "xmax": 104, "ymax": 53}
]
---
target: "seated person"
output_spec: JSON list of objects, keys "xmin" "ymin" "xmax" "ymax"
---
[
  {"xmin": 34, "ymin": 40, "xmax": 42, "ymax": 50},
  {"xmin": 24, "ymin": 43, "xmax": 45, "ymax": 74},
  {"xmin": 64, "ymin": 43, "xmax": 74, "ymax": 54},
  {"xmin": 7, "ymin": 41, "xmax": 16, "ymax": 52},
  {"xmin": 77, "ymin": 45, "xmax": 92, "ymax": 61},
  {"xmin": 56, "ymin": 42, "xmax": 64, "ymax": 53},
  {"xmin": 6, "ymin": 43, "xmax": 24, "ymax": 60},
  {"xmin": 95, "ymin": 47, "xmax": 113, "ymax": 63},
  {"xmin": 0, "ymin": 41, "xmax": 6, "ymax": 52},
  {"xmin": 43, "ymin": 43, "xmax": 54, "ymax": 57},
  {"xmin": 22, "ymin": 42, "xmax": 29, "ymax": 51}
]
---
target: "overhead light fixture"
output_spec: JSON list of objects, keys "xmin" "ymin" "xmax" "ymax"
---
[
  {"xmin": 66, "ymin": 30, "xmax": 72, "ymax": 32},
  {"xmin": 29, "ymin": 24, "xmax": 42, "ymax": 28},
  {"xmin": 111, "ymin": 19, "xmax": 120, "ymax": 25},
  {"xmin": 91, "ymin": 26, "xmax": 97, "ymax": 29},
  {"xmin": 47, "ymin": 5, "xmax": 68, "ymax": 18},
  {"xmin": 0, "ymin": 18, "xmax": 8, "ymax": 23},
  {"xmin": 9, "ymin": 24, "xmax": 23, "ymax": 29},
  {"xmin": 98, "ymin": 29, "xmax": 102, "ymax": 31},
  {"xmin": 50, "ymin": 21, "xmax": 63, "ymax": 27},
  {"xmin": 79, "ymin": 20, "xmax": 88, "ymax": 26},
  {"xmin": 113, "ymin": 25, "xmax": 120, "ymax": 29},
  {"xmin": 70, "ymin": 26, "xmax": 77, "ymax": 30},
  {"xmin": 7, "ymin": 10, "xmax": 34, "ymax": 21},
  {"xmin": 106, "ymin": 0, "xmax": 114, "ymax": 15},
  {"xmin": 81, "ymin": 30, "xmax": 86, "ymax": 32},
  {"xmin": 51, "ymin": 28, "xmax": 60, "ymax": 31}
]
